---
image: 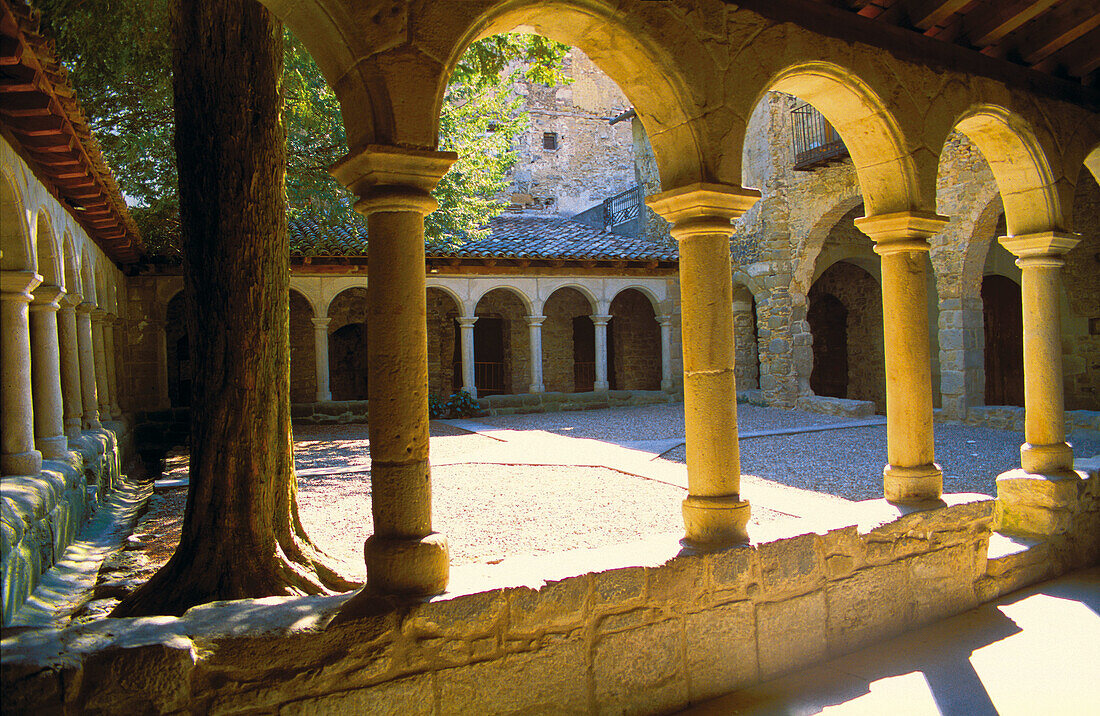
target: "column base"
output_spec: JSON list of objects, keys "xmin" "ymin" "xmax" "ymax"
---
[
  {"xmin": 661, "ymin": 379, "xmax": 673, "ymax": 392},
  {"xmin": 82, "ymin": 413, "xmax": 101, "ymax": 431},
  {"xmin": 1020, "ymin": 442, "xmax": 1074, "ymax": 475},
  {"xmin": 883, "ymin": 463, "xmax": 943, "ymax": 503},
  {"xmin": 594, "ymin": 381, "xmax": 609, "ymax": 392},
  {"xmin": 365, "ymin": 532, "xmax": 450, "ymax": 596},
  {"xmin": 529, "ymin": 384, "xmax": 544, "ymax": 394},
  {"xmin": 682, "ymin": 494, "xmax": 750, "ymax": 545},
  {"xmin": 1, "ymin": 449, "xmax": 42, "ymax": 477},
  {"xmin": 64, "ymin": 418, "xmax": 82, "ymax": 440},
  {"xmin": 36, "ymin": 435, "xmax": 69, "ymax": 460}
]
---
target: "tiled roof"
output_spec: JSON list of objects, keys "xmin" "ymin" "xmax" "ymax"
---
[{"xmin": 290, "ymin": 214, "xmax": 679, "ymax": 262}]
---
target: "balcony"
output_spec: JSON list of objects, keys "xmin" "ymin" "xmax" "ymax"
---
[{"xmin": 792, "ymin": 103, "xmax": 849, "ymax": 170}]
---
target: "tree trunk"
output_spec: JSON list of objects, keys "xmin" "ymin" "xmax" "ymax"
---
[{"xmin": 113, "ymin": 0, "xmax": 357, "ymax": 618}]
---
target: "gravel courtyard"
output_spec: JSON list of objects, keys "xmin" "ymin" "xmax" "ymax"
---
[{"xmin": 149, "ymin": 403, "xmax": 1100, "ymax": 583}]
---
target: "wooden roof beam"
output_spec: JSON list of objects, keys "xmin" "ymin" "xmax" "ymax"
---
[
  {"xmin": 1034, "ymin": 25, "xmax": 1100, "ymax": 78},
  {"xmin": 963, "ymin": 0, "xmax": 1058, "ymax": 46},
  {"xmin": 1011, "ymin": 1, "xmax": 1100, "ymax": 66}
]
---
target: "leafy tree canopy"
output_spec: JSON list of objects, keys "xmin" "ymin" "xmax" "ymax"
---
[{"xmin": 37, "ymin": 0, "xmax": 569, "ymax": 258}]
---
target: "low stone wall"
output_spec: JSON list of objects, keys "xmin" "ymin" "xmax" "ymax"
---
[
  {"xmin": 0, "ymin": 428, "xmax": 123, "ymax": 626},
  {"xmin": 794, "ymin": 394, "xmax": 877, "ymax": 418},
  {"xmin": 959, "ymin": 406, "xmax": 1100, "ymax": 435}
]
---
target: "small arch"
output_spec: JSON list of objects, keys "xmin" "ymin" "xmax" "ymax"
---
[
  {"xmin": 609, "ymin": 288, "xmax": 660, "ymax": 391},
  {"xmin": 543, "ymin": 282, "xmax": 598, "ymax": 314},
  {"xmin": 80, "ymin": 247, "xmax": 96, "ymax": 304},
  {"xmin": 326, "ymin": 287, "xmax": 370, "ymax": 401},
  {"xmin": 953, "ymin": 105, "xmax": 1064, "ymax": 236},
  {"xmin": 427, "ymin": 287, "xmax": 462, "ymax": 397},
  {"xmin": 62, "ymin": 232, "xmax": 80, "ymax": 297},
  {"xmin": 732, "ymin": 283, "xmax": 760, "ymax": 392},
  {"xmin": 33, "ymin": 209, "xmax": 62, "ymax": 286},
  {"xmin": 289, "ymin": 289, "xmax": 317, "ymax": 403},
  {"xmin": 793, "ymin": 193, "xmax": 864, "ymax": 295},
  {"xmin": 1, "ymin": 170, "xmax": 33, "ymax": 271},
  {"xmin": 543, "ymin": 287, "xmax": 596, "ymax": 392},
  {"xmin": 610, "ymin": 284, "xmax": 662, "ymax": 315},
  {"xmin": 474, "ymin": 288, "xmax": 531, "ymax": 394},
  {"xmin": 761, "ymin": 62, "xmax": 923, "ymax": 215},
  {"xmin": 472, "ymin": 284, "xmax": 532, "ymax": 315}
]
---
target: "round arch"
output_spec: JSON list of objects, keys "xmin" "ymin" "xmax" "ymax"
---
[
  {"xmin": 80, "ymin": 249, "xmax": 97, "ymax": 304},
  {"xmin": 288, "ymin": 286, "xmax": 318, "ymax": 319},
  {"xmin": 953, "ymin": 105, "xmax": 1065, "ymax": 236},
  {"xmin": 610, "ymin": 284, "xmax": 662, "ymax": 314},
  {"xmin": 792, "ymin": 193, "xmax": 864, "ymax": 295},
  {"xmin": 958, "ymin": 194, "xmax": 1008, "ymax": 301},
  {"xmin": 62, "ymin": 231, "xmax": 80, "ymax": 296},
  {"xmin": 425, "ymin": 283, "xmax": 466, "ymax": 314},
  {"xmin": 473, "ymin": 285, "xmax": 532, "ymax": 315},
  {"xmin": 543, "ymin": 283, "xmax": 598, "ymax": 314},
  {"xmin": 760, "ymin": 62, "xmax": 925, "ymax": 216},
  {"xmin": 1, "ymin": 169, "xmax": 33, "ymax": 272},
  {"xmin": 33, "ymin": 208, "xmax": 62, "ymax": 286}
]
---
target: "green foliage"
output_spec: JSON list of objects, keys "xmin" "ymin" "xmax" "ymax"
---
[
  {"xmin": 428, "ymin": 390, "xmax": 482, "ymax": 419},
  {"xmin": 428, "ymin": 393, "xmax": 447, "ymax": 419},
  {"xmin": 36, "ymin": 0, "xmax": 569, "ymax": 257}
]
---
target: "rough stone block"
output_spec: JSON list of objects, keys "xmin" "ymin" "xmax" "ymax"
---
[
  {"xmin": 825, "ymin": 562, "xmax": 912, "ymax": 654},
  {"xmin": 281, "ymin": 674, "xmax": 433, "ymax": 716},
  {"xmin": 76, "ymin": 643, "xmax": 196, "ymax": 715},
  {"xmin": 647, "ymin": 553, "xmax": 707, "ymax": 606},
  {"xmin": 507, "ymin": 575, "xmax": 589, "ymax": 636},
  {"xmin": 406, "ymin": 589, "xmax": 507, "ymax": 638},
  {"xmin": 594, "ymin": 619, "xmax": 687, "ymax": 716},
  {"xmin": 707, "ymin": 543, "xmax": 758, "ymax": 601},
  {"xmin": 685, "ymin": 600, "xmax": 757, "ymax": 701},
  {"xmin": 756, "ymin": 532, "xmax": 823, "ymax": 599},
  {"xmin": 756, "ymin": 590, "xmax": 827, "ymax": 678},
  {"xmin": 593, "ymin": 566, "xmax": 645, "ymax": 609},
  {"xmin": 997, "ymin": 471, "xmax": 1082, "ymax": 510}
]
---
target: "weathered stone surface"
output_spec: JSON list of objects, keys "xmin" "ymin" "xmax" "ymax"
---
[
  {"xmin": 281, "ymin": 674, "xmax": 432, "ymax": 716},
  {"xmin": 594, "ymin": 618, "xmax": 687, "ymax": 716},
  {"xmin": 794, "ymin": 395, "xmax": 876, "ymax": 417},
  {"xmin": 685, "ymin": 600, "xmax": 757, "ymax": 701},
  {"xmin": 593, "ymin": 566, "xmax": 645, "ymax": 609},
  {"xmin": 75, "ymin": 643, "xmax": 196, "ymax": 715},
  {"xmin": 756, "ymin": 590, "xmax": 827, "ymax": 678},
  {"xmin": 756, "ymin": 532, "xmax": 824, "ymax": 599},
  {"xmin": 507, "ymin": 575, "xmax": 589, "ymax": 636},
  {"xmin": 825, "ymin": 562, "xmax": 912, "ymax": 654}
]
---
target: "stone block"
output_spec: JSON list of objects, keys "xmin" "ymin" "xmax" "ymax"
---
[
  {"xmin": 281, "ymin": 674, "xmax": 433, "ymax": 716},
  {"xmin": 756, "ymin": 532, "xmax": 824, "ymax": 599},
  {"xmin": 707, "ymin": 543, "xmax": 758, "ymax": 601},
  {"xmin": 904, "ymin": 544, "xmax": 979, "ymax": 623},
  {"xmin": 438, "ymin": 636, "xmax": 587, "ymax": 715},
  {"xmin": 685, "ymin": 600, "xmax": 757, "ymax": 702},
  {"xmin": 593, "ymin": 566, "xmax": 645, "ymax": 609},
  {"xmin": 594, "ymin": 619, "xmax": 687, "ymax": 716},
  {"xmin": 997, "ymin": 471, "xmax": 1082, "ymax": 510},
  {"xmin": 507, "ymin": 575, "xmax": 589, "ymax": 636},
  {"xmin": 76, "ymin": 643, "xmax": 196, "ymax": 715},
  {"xmin": 756, "ymin": 591, "xmax": 827, "ymax": 678},
  {"xmin": 406, "ymin": 589, "xmax": 507, "ymax": 639},
  {"xmin": 995, "ymin": 502, "xmax": 1072, "ymax": 537},
  {"xmin": 647, "ymin": 553, "xmax": 707, "ymax": 606},
  {"xmin": 825, "ymin": 562, "xmax": 913, "ymax": 655}
]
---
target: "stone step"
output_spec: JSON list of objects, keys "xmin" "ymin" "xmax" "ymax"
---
[{"xmin": 979, "ymin": 532, "xmax": 1056, "ymax": 602}]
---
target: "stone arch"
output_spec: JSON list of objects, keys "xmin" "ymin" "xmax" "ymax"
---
[
  {"xmin": 80, "ymin": 248, "xmax": 96, "ymax": 305},
  {"xmin": 32, "ymin": 209, "xmax": 62, "ymax": 287},
  {"xmin": 953, "ymin": 105, "xmax": 1066, "ymax": 236},
  {"xmin": 793, "ymin": 193, "xmax": 864, "ymax": 295},
  {"xmin": 1062, "ymin": 168, "xmax": 1100, "ymax": 410},
  {"xmin": 426, "ymin": 287, "xmax": 462, "ymax": 397},
  {"xmin": 1, "ymin": 170, "xmax": 33, "ymax": 272},
  {"xmin": 543, "ymin": 286, "xmax": 595, "ymax": 392},
  {"xmin": 472, "ymin": 284, "xmax": 532, "ymax": 316},
  {"xmin": 808, "ymin": 204, "xmax": 881, "ymax": 288},
  {"xmin": 447, "ymin": 2, "xmax": 708, "ymax": 190},
  {"xmin": 62, "ymin": 232, "xmax": 79, "ymax": 297},
  {"xmin": 957, "ymin": 193, "xmax": 1006, "ymax": 302},
  {"xmin": 326, "ymin": 287, "xmax": 369, "ymax": 401},
  {"xmin": 759, "ymin": 62, "xmax": 926, "ymax": 216},
  {"xmin": 541, "ymin": 281, "xmax": 598, "ymax": 314},
  {"xmin": 1086, "ymin": 145, "xmax": 1100, "ymax": 186},
  {"xmin": 608, "ymin": 288, "xmax": 660, "ymax": 391},
  {"xmin": 289, "ymin": 288, "xmax": 316, "ymax": 403},
  {"xmin": 613, "ymin": 284, "xmax": 662, "ymax": 315},
  {"xmin": 731, "ymin": 282, "xmax": 759, "ymax": 392},
  {"xmin": 474, "ymin": 287, "xmax": 530, "ymax": 395}
]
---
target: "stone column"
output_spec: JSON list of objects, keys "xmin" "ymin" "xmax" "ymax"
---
[
  {"xmin": 152, "ymin": 318, "xmax": 171, "ymax": 410},
  {"xmin": 332, "ymin": 145, "xmax": 456, "ymax": 596},
  {"xmin": 104, "ymin": 313, "xmax": 122, "ymax": 418},
  {"xmin": 999, "ymin": 232, "xmax": 1079, "ymax": 474},
  {"xmin": 457, "ymin": 316, "xmax": 477, "ymax": 398},
  {"xmin": 1, "ymin": 270, "xmax": 43, "ymax": 476},
  {"xmin": 648, "ymin": 184, "xmax": 757, "ymax": 545},
  {"xmin": 658, "ymin": 314, "xmax": 674, "ymax": 392},
  {"xmin": 91, "ymin": 308, "xmax": 111, "ymax": 421},
  {"xmin": 29, "ymin": 284, "xmax": 68, "ymax": 460},
  {"xmin": 591, "ymin": 314, "xmax": 612, "ymax": 391},
  {"xmin": 855, "ymin": 211, "xmax": 947, "ymax": 502},
  {"xmin": 526, "ymin": 315, "xmax": 546, "ymax": 393},
  {"xmin": 312, "ymin": 317, "xmax": 332, "ymax": 402},
  {"xmin": 76, "ymin": 302, "xmax": 101, "ymax": 429},
  {"xmin": 57, "ymin": 293, "xmax": 84, "ymax": 439}
]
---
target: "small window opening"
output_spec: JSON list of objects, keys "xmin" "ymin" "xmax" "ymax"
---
[{"xmin": 543, "ymin": 132, "xmax": 559, "ymax": 150}]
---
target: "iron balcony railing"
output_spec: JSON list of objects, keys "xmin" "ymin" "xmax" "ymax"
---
[
  {"xmin": 791, "ymin": 103, "xmax": 849, "ymax": 170},
  {"xmin": 603, "ymin": 184, "xmax": 643, "ymax": 230}
]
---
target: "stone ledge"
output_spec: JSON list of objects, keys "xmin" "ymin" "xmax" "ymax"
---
[{"xmin": 794, "ymin": 395, "xmax": 876, "ymax": 418}]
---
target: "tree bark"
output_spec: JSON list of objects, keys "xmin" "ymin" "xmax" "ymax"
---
[{"xmin": 113, "ymin": 0, "xmax": 357, "ymax": 618}]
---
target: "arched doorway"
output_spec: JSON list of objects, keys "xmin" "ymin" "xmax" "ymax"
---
[
  {"xmin": 326, "ymin": 288, "xmax": 369, "ymax": 400},
  {"xmin": 426, "ymin": 288, "xmax": 460, "ymax": 396},
  {"xmin": 808, "ymin": 261, "xmax": 885, "ymax": 411},
  {"xmin": 982, "ymin": 275, "xmax": 1024, "ymax": 406},
  {"xmin": 474, "ymin": 288, "xmax": 529, "ymax": 395},
  {"xmin": 732, "ymin": 285, "xmax": 759, "ymax": 391},
  {"xmin": 543, "ymin": 287, "xmax": 595, "ymax": 392},
  {"xmin": 289, "ymin": 290, "xmax": 316, "ymax": 403},
  {"xmin": 609, "ymin": 288, "xmax": 660, "ymax": 390}
]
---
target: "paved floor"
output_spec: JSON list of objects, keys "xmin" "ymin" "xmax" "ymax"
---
[{"xmin": 679, "ymin": 567, "xmax": 1100, "ymax": 716}]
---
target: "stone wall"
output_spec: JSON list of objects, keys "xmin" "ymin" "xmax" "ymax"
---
[
  {"xmin": 118, "ymin": 276, "xmax": 166, "ymax": 413},
  {"xmin": 474, "ymin": 289, "xmax": 530, "ymax": 395},
  {"xmin": 1064, "ymin": 172, "xmax": 1099, "ymax": 411},
  {"xmin": 289, "ymin": 291, "xmax": 316, "ymax": 404},
  {"xmin": 542, "ymin": 287, "xmax": 592, "ymax": 393},
  {"xmin": 427, "ymin": 289, "xmax": 460, "ymax": 397},
  {"xmin": 609, "ymin": 289, "xmax": 660, "ymax": 390},
  {"xmin": 732, "ymin": 290, "xmax": 759, "ymax": 391}
]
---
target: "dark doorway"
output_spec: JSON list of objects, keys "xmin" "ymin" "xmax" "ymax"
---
[
  {"xmin": 573, "ymin": 316, "xmax": 595, "ymax": 391},
  {"xmin": 982, "ymin": 275, "xmax": 1024, "ymax": 406},
  {"xmin": 808, "ymin": 291, "xmax": 849, "ymax": 398},
  {"xmin": 607, "ymin": 317, "xmax": 617, "ymax": 390},
  {"xmin": 474, "ymin": 317, "xmax": 506, "ymax": 395},
  {"xmin": 330, "ymin": 323, "xmax": 368, "ymax": 400},
  {"xmin": 172, "ymin": 334, "xmax": 191, "ymax": 407}
]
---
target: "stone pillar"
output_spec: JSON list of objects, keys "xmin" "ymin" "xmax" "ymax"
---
[
  {"xmin": 91, "ymin": 308, "xmax": 111, "ymax": 421},
  {"xmin": 152, "ymin": 318, "xmax": 171, "ymax": 410},
  {"xmin": 57, "ymin": 294, "xmax": 84, "ymax": 439},
  {"xmin": 457, "ymin": 316, "xmax": 477, "ymax": 398},
  {"xmin": 1000, "ymin": 232, "xmax": 1080, "ymax": 474},
  {"xmin": 658, "ymin": 314, "xmax": 674, "ymax": 392},
  {"xmin": 937, "ymin": 296, "xmax": 984, "ymax": 420},
  {"xmin": 29, "ymin": 284, "xmax": 68, "ymax": 460},
  {"xmin": 311, "ymin": 317, "xmax": 332, "ymax": 402},
  {"xmin": 591, "ymin": 314, "xmax": 612, "ymax": 391},
  {"xmin": 526, "ymin": 315, "xmax": 546, "ymax": 393},
  {"xmin": 104, "ymin": 313, "xmax": 122, "ymax": 419},
  {"xmin": 1, "ymin": 270, "xmax": 43, "ymax": 476},
  {"xmin": 76, "ymin": 302, "xmax": 101, "ymax": 429},
  {"xmin": 332, "ymin": 145, "xmax": 456, "ymax": 596},
  {"xmin": 648, "ymin": 184, "xmax": 757, "ymax": 545},
  {"xmin": 855, "ymin": 211, "xmax": 947, "ymax": 502}
]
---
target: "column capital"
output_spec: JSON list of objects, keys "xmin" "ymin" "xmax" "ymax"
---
[
  {"xmin": 1, "ymin": 269, "xmax": 42, "ymax": 298},
  {"xmin": 590, "ymin": 314, "xmax": 613, "ymax": 326},
  {"xmin": 854, "ymin": 210, "xmax": 947, "ymax": 254},
  {"xmin": 646, "ymin": 183, "xmax": 759, "ymax": 240},
  {"xmin": 657, "ymin": 314, "xmax": 674, "ymax": 327},
  {"xmin": 60, "ymin": 293, "xmax": 82, "ymax": 309},
  {"xmin": 999, "ymin": 231, "xmax": 1080, "ymax": 261},
  {"xmin": 525, "ymin": 314, "xmax": 547, "ymax": 327},
  {"xmin": 103, "ymin": 312, "xmax": 118, "ymax": 325},
  {"xmin": 457, "ymin": 315, "xmax": 478, "ymax": 328},
  {"xmin": 76, "ymin": 301, "xmax": 95, "ymax": 315},
  {"xmin": 331, "ymin": 144, "xmax": 457, "ymax": 216},
  {"xmin": 90, "ymin": 307, "xmax": 107, "ymax": 322},
  {"xmin": 31, "ymin": 283, "xmax": 63, "ymax": 309},
  {"xmin": 311, "ymin": 316, "xmax": 332, "ymax": 329}
]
